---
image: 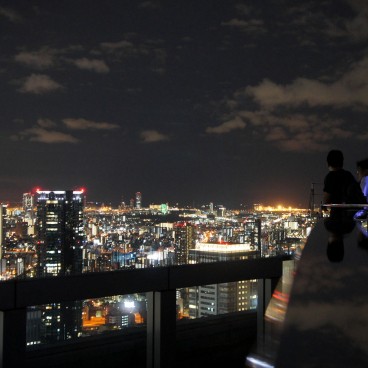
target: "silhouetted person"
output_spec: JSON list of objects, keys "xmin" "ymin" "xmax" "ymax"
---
[{"xmin": 323, "ymin": 149, "xmax": 366, "ymax": 219}]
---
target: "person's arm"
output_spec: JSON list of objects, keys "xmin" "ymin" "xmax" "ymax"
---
[{"xmin": 361, "ymin": 176, "xmax": 368, "ymax": 198}]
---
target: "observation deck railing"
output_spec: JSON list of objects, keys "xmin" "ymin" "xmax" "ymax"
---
[
  {"xmin": 246, "ymin": 212, "xmax": 368, "ymax": 367},
  {"xmin": 0, "ymin": 257, "xmax": 283, "ymax": 368}
]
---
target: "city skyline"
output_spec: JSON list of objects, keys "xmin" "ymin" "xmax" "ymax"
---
[{"xmin": 1, "ymin": 1, "xmax": 368, "ymax": 208}]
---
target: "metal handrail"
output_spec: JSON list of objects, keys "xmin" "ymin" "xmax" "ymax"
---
[{"xmin": 0, "ymin": 257, "xmax": 283, "ymax": 368}]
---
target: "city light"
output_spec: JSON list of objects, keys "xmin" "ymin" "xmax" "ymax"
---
[
  {"xmin": 254, "ymin": 204, "xmax": 309, "ymax": 213},
  {"xmin": 0, "ymin": 188, "xmax": 315, "ymax": 347}
]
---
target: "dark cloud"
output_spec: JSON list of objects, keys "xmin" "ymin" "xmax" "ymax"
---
[
  {"xmin": 1, "ymin": 0, "xmax": 368, "ymax": 206},
  {"xmin": 0, "ymin": 6, "xmax": 22, "ymax": 22}
]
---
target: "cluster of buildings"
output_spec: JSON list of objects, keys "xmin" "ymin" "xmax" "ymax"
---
[{"xmin": 0, "ymin": 189, "xmax": 316, "ymax": 347}]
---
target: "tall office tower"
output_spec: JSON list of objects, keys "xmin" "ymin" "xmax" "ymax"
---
[
  {"xmin": 188, "ymin": 242, "xmax": 258, "ymax": 318},
  {"xmin": 35, "ymin": 190, "xmax": 85, "ymax": 277},
  {"xmin": 23, "ymin": 192, "xmax": 35, "ymax": 219},
  {"xmin": 173, "ymin": 222, "xmax": 196, "ymax": 265},
  {"xmin": 34, "ymin": 189, "xmax": 85, "ymax": 344},
  {"xmin": 23, "ymin": 192, "xmax": 36, "ymax": 236},
  {"xmin": 209, "ymin": 202, "xmax": 214, "ymax": 214},
  {"xmin": 174, "ymin": 222, "xmax": 196, "ymax": 317},
  {"xmin": 0, "ymin": 204, "xmax": 7, "ymax": 261},
  {"xmin": 135, "ymin": 191, "xmax": 142, "ymax": 209}
]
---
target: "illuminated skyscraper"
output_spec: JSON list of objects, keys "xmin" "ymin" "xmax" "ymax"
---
[
  {"xmin": 174, "ymin": 222, "xmax": 196, "ymax": 264},
  {"xmin": 188, "ymin": 242, "xmax": 258, "ymax": 318},
  {"xmin": 34, "ymin": 189, "xmax": 85, "ymax": 344},
  {"xmin": 135, "ymin": 191, "xmax": 142, "ymax": 209},
  {"xmin": 23, "ymin": 192, "xmax": 35, "ymax": 219},
  {"xmin": 35, "ymin": 189, "xmax": 85, "ymax": 277},
  {"xmin": 23, "ymin": 192, "xmax": 36, "ymax": 236},
  {"xmin": 0, "ymin": 204, "xmax": 7, "ymax": 261}
]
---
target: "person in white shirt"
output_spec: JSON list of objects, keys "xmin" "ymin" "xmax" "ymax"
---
[{"xmin": 354, "ymin": 158, "xmax": 368, "ymax": 219}]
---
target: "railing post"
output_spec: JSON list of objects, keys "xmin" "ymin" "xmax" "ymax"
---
[
  {"xmin": 257, "ymin": 278, "xmax": 278, "ymax": 345},
  {"xmin": 146, "ymin": 289, "xmax": 176, "ymax": 368},
  {"xmin": 0, "ymin": 308, "xmax": 27, "ymax": 368}
]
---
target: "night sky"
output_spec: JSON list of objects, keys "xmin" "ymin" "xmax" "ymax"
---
[{"xmin": 1, "ymin": 0, "xmax": 368, "ymax": 208}]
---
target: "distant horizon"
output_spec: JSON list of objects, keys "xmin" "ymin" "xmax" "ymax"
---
[
  {"xmin": 4, "ymin": 191, "xmax": 311, "ymax": 211},
  {"xmin": 2, "ymin": 181, "xmax": 320, "ymax": 209},
  {"xmin": 1, "ymin": 179, "xmax": 319, "ymax": 210}
]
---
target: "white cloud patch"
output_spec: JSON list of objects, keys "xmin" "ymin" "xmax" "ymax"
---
[
  {"xmin": 12, "ymin": 118, "xmax": 119, "ymax": 144},
  {"xmin": 206, "ymin": 116, "xmax": 246, "ymax": 134},
  {"xmin": 63, "ymin": 118, "xmax": 119, "ymax": 130},
  {"xmin": 140, "ymin": 130, "xmax": 169, "ymax": 143},
  {"xmin": 18, "ymin": 74, "xmax": 63, "ymax": 94},
  {"xmin": 15, "ymin": 50, "xmax": 54, "ymax": 69},
  {"xmin": 13, "ymin": 120, "xmax": 79, "ymax": 144},
  {"xmin": 71, "ymin": 58, "xmax": 109, "ymax": 73},
  {"xmin": 236, "ymin": 110, "xmax": 353, "ymax": 152},
  {"xmin": 243, "ymin": 55, "xmax": 368, "ymax": 109}
]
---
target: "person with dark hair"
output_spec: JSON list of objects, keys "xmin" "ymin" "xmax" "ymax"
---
[
  {"xmin": 326, "ymin": 149, "xmax": 344, "ymax": 169},
  {"xmin": 354, "ymin": 158, "xmax": 368, "ymax": 219},
  {"xmin": 323, "ymin": 150, "xmax": 366, "ymax": 218}
]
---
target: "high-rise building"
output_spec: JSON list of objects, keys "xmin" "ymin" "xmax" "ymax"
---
[
  {"xmin": 0, "ymin": 204, "xmax": 7, "ymax": 261},
  {"xmin": 35, "ymin": 190, "xmax": 85, "ymax": 277},
  {"xmin": 23, "ymin": 192, "xmax": 35, "ymax": 218},
  {"xmin": 135, "ymin": 191, "xmax": 142, "ymax": 209},
  {"xmin": 174, "ymin": 222, "xmax": 196, "ymax": 265},
  {"xmin": 188, "ymin": 242, "xmax": 258, "ymax": 318},
  {"xmin": 174, "ymin": 222, "xmax": 197, "ymax": 316},
  {"xmin": 34, "ymin": 189, "xmax": 85, "ymax": 345},
  {"xmin": 23, "ymin": 192, "xmax": 36, "ymax": 236}
]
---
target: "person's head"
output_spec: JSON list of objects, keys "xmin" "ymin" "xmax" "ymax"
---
[
  {"xmin": 327, "ymin": 149, "xmax": 344, "ymax": 169},
  {"xmin": 356, "ymin": 158, "xmax": 368, "ymax": 181}
]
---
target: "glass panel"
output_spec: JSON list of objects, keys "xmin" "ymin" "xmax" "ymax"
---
[{"xmin": 26, "ymin": 293, "xmax": 147, "ymax": 349}]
